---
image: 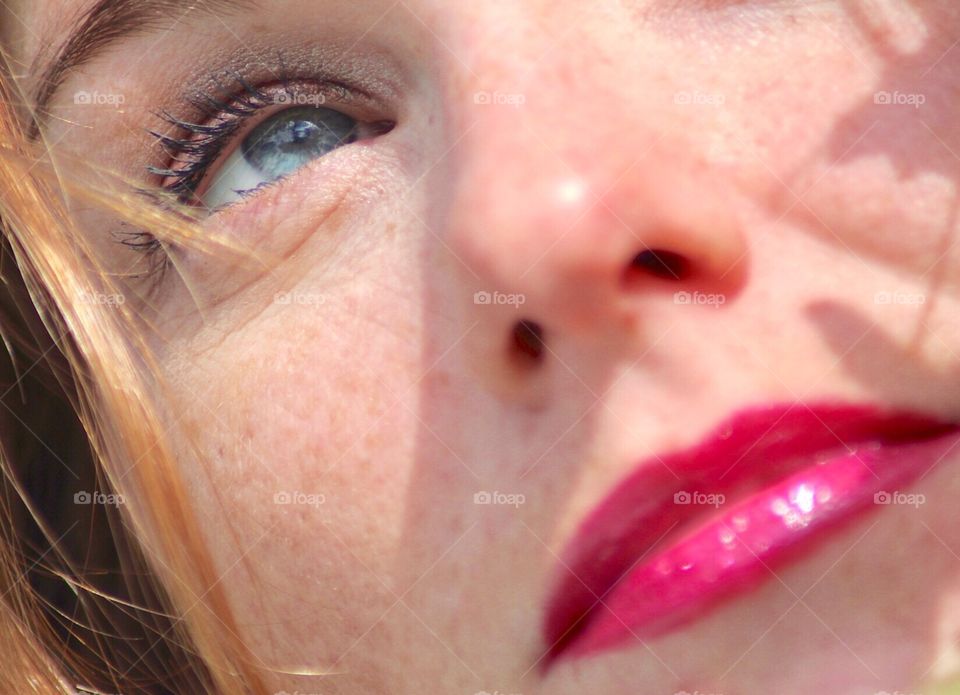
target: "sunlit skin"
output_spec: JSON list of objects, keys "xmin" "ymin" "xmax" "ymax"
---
[{"xmin": 7, "ymin": 1, "xmax": 960, "ymax": 693}]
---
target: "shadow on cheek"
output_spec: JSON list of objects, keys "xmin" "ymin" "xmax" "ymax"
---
[
  {"xmin": 768, "ymin": 1, "xmax": 960, "ymax": 273},
  {"xmin": 805, "ymin": 299, "xmax": 959, "ymax": 406}
]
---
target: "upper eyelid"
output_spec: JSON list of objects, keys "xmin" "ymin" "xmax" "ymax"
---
[
  {"xmin": 168, "ymin": 73, "xmax": 354, "ymax": 131},
  {"xmin": 177, "ymin": 51, "xmax": 398, "ymax": 120},
  {"xmin": 147, "ymin": 78, "xmax": 375, "ymax": 162}
]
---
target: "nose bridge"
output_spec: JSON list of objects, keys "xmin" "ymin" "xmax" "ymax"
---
[
  {"xmin": 446, "ymin": 0, "xmax": 632, "ymax": 142},
  {"xmin": 440, "ymin": 8, "xmax": 699, "ymax": 283}
]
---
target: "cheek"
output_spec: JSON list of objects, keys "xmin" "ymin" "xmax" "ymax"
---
[
  {"xmin": 162, "ymin": 277, "xmax": 438, "ymax": 659},
  {"xmin": 794, "ymin": 156, "xmax": 958, "ymax": 276}
]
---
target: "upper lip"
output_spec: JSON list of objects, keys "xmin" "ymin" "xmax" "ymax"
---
[{"xmin": 542, "ymin": 401, "xmax": 960, "ymax": 664}]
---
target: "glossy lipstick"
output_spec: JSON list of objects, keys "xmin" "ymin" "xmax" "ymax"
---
[{"xmin": 543, "ymin": 404, "xmax": 960, "ymax": 664}]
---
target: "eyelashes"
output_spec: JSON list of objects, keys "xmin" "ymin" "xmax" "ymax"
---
[{"xmin": 147, "ymin": 73, "xmax": 353, "ymax": 205}]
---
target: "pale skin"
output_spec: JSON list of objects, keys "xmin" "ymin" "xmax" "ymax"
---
[{"xmin": 6, "ymin": 0, "xmax": 960, "ymax": 693}]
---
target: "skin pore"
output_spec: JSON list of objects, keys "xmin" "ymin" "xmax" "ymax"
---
[{"xmin": 6, "ymin": 1, "xmax": 960, "ymax": 693}]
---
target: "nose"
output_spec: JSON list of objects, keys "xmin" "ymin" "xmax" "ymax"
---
[
  {"xmin": 444, "ymin": 111, "xmax": 749, "ymax": 376},
  {"xmin": 431, "ymin": 8, "xmax": 750, "ymax": 398},
  {"xmin": 455, "ymin": 143, "xmax": 747, "ymax": 323}
]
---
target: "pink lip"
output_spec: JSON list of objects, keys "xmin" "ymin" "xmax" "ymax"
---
[{"xmin": 543, "ymin": 403, "xmax": 960, "ymax": 666}]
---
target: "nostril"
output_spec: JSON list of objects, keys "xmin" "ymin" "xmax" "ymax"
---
[
  {"xmin": 509, "ymin": 320, "xmax": 546, "ymax": 366},
  {"xmin": 623, "ymin": 249, "xmax": 690, "ymax": 285}
]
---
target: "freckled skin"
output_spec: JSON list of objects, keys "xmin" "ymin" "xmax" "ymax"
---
[{"xmin": 15, "ymin": 1, "xmax": 960, "ymax": 693}]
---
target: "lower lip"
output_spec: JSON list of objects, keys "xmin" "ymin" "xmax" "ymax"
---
[{"xmin": 546, "ymin": 413, "xmax": 960, "ymax": 664}]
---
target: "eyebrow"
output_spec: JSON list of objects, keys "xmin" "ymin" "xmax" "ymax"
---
[{"xmin": 31, "ymin": 0, "xmax": 255, "ymax": 136}]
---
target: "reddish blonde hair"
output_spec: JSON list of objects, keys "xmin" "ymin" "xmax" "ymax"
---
[{"xmin": 0, "ymin": 50, "xmax": 270, "ymax": 694}]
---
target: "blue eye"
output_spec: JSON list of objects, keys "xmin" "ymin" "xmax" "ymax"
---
[{"xmin": 200, "ymin": 106, "xmax": 359, "ymax": 209}]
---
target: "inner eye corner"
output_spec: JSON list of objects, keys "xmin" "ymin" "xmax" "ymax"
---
[{"xmin": 363, "ymin": 117, "xmax": 398, "ymax": 139}]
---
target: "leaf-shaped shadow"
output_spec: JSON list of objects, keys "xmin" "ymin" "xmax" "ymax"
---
[
  {"xmin": 768, "ymin": 0, "xmax": 960, "ymax": 293},
  {"xmin": 806, "ymin": 298, "xmax": 960, "ymax": 409}
]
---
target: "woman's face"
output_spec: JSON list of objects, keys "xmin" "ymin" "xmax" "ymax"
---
[{"xmin": 9, "ymin": 0, "xmax": 960, "ymax": 692}]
